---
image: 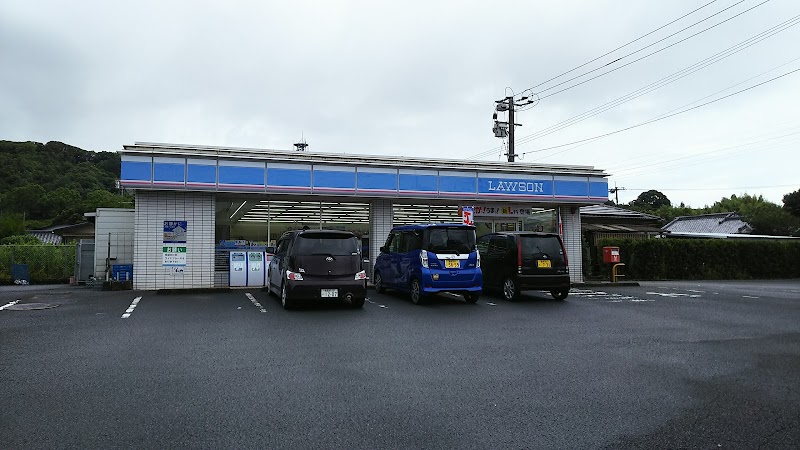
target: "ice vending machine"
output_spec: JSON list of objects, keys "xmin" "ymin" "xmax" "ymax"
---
[
  {"xmin": 229, "ymin": 251, "xmax": 247, "ymax": 287},
  {"xmin": 246, "ymin": 251, "xmax": 265, "ymax": 287}
]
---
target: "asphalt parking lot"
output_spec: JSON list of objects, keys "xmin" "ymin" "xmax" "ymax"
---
[{"xmin": 2, "ymin": 280, "xmax": 799, "ymax": 449}]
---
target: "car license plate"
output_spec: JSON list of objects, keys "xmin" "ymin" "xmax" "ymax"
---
[
  {"xmin": 445, "ymin": 260, "xmax": 460, "ymax": 269},
  {"xmin": 321, "ymin": 289, "xmax": 338, "ymax": 298},
  {"xmin": 537, "ymin": 260, "xmax": 552, "ymax": 269}
]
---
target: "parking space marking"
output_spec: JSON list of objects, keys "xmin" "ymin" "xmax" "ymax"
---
[
  {"xmin": 742, "ymin": 295, "xmax": 760, "ymax": 299},
  {"xmin": 121, "ymin": 296, "xmax": 142, "ymax": 319},
  {"xmin": 365, "ymin": 298, "xmax": 388, "ymax": 308},
  {"xmin": 245, "ymin": 293, "xmax": 267, "ymax": 313},
  {"xmin": 570, "ymin": 289, "xmax": 649, "ymax": 303},
  {"xmin": 0, "ymin": 300, "xmax": 21, "ymax": 311},
  {"xmin": 485, "ymin": 301, "xmax": 497, "ymax": 306},
  {"xmin": 646, "ymin": 292, "xmax": 701, "ymax": 298}
]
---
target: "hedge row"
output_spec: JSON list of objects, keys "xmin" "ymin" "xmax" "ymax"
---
[
  {"xmin": 0, "ymin": 245, "xmax": 75, "ymax": 284},
  {"xmin": 596, "ymin": 238, "xmax": 800, "ymax": 280}
]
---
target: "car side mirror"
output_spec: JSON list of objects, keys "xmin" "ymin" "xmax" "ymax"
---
[{"xmin": 380, "ymin": 246, "xmax": 386, "ymax": 253}]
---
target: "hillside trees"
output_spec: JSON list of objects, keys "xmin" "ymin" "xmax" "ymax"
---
[{"xmin": 0, "ymin": 140, "xmax": 131, "ymax": 239}]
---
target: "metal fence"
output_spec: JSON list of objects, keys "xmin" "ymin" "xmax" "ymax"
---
[{"xmin": 0, "ymin": 245, "xmax": 76, "ymax": 284}]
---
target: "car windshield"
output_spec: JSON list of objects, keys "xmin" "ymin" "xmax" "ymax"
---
[
  {"xmin": 521, "ymin": 235, "xmax": 565, "ymax": 263},
  {"xmin": 293, "ymin": 233, "xmax": 360, "ymax": 256},
  {"xmin": 424, "ymin": 227, "xmax": 476, "ymax": 254}
]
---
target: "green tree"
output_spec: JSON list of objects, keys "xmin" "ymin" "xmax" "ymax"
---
[
  {"xmin": 707, "ymin": 194, "xmax": 800, "ymax": 236},
  {"xmin": 630, "ymin": 190, "xmax": 671, "ymax": 210},
  {"xmin": 784, "ymin": 189, "xmax": 800, "ymax": 218},
  {"xmin": 0, "ymin": 213, "xmax": 25, "ymax": 240}
]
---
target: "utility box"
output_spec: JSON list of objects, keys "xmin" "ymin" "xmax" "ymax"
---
[
  {"xmin": 602, "ymin": 246, "xmax": 621, "ymax": 264},
  {"xmin": 246, "ymin": 251, "xmax": 265, "ymax": 287},
  {"xmin": 229, "ymin": 251, "xmax": 247, "ymax": 287}
]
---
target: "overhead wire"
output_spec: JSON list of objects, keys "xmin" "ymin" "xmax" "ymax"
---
[
  {"xmin": 516, "ymin": 19, "xmax": 800, "ymax": 148},
  {"xmin": 533, "ymin": 0, "xmax": 771, "ymax": 101},
  {"xmin": 468, "ymin": 12, "xmax": 800, "ymax": 161},
  {"xmin": 517, "ymin": 0, "xmax": 721, "ymax": 95},
  {"xmin": 517, "ymin": 65, "xmax": 800, "ymax": 156},
  {"xmin": 529, "ymin": 0, "xmax": 753, "ymax": 98}
]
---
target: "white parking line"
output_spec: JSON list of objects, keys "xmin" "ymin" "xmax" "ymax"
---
[
  {"xmin": 121, "ymin": 296, "xmax": 142, "ymax": 319},
  {"xmin": 485, "ymin": 302, "xmax": 497, "ymax": 306},
  {"xmin": 0, "ymin": 300, "xmax": 21, "ymax": 311},
  {"xmin": 245, "ymin": 293, "xmax": 267, "ymax": 313},
  {"xmin": 646, "ymin": 292, "xmax": 701, "ymax": 298},
  {"xmin": 365, "ymin": 298, "xmax": 388, "ymax": 308},
  {"xmin": 742, "ymin": 295, "xmax": 760, "ymax": 299}
]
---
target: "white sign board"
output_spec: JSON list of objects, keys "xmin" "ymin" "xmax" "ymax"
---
[{"xmin": 163, "ymin": 221, "xmax": 187, "ymax": 267}]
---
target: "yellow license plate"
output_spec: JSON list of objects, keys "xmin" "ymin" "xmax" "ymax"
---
[
  {"xmin": 537, "ymin": 260, "xmax": 552, "ymax": 269},
  {"xmin": 445, "ymin": 260, "xmax": 460, "ymax": 269}
]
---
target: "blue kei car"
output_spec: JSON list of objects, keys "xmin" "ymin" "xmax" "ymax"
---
[{"xmin": 373, "ymin": 224, "xmax": 482, "ymax": 304}]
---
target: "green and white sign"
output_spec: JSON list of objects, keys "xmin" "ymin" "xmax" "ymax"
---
[{"xmin": 163, "ymin": 221, "xmax": 188, "ymax": 267}]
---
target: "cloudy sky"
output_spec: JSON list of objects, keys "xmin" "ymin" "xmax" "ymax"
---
[{"xmin": 2, "ymin": 0, "xmax": 798, "ymax": 207}]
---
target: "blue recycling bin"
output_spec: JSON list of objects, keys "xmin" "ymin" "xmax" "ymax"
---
[{"xmin": 111, "ymin": 264, "xmax": 133, "ymax": 281}]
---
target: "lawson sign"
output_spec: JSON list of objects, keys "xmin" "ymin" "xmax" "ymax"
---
[{"xmin": 478, "ymin": 175, "xmax": 553, "ymax": 198}]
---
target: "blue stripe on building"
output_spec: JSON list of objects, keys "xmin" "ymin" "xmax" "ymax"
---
[
  {"xmin": 153, "ymin": 163, "xmax": 185, "ymax": 183},
  {"xmin": 121, "ymin": 161, "xmax": 152, "ymax": 182},
  {"xmin": 219, "ymin": 166, "xmax": 265, "ymax": 187}
]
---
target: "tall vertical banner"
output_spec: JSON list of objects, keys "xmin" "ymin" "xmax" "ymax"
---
[
  {"xmin": 462, "ymin": 206, "xmax": 474, "ymax": 226},
  {"xmin": 163, "ymin": 221, "xmax": 188, "ymax": 267}
]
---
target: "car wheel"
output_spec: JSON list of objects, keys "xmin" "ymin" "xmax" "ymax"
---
[
  {"xmin": 281, "ymin": 283, "xmax": 293, "ymax": 310},
  {"xmin": 410, "ymin": 279, "xmax": 425, "ymax": 305},
  {"xmin": 374, "ymin": 272, "xmax": 385, "ymax": 294},
  {"xmin": 350, "ymin": 297, "xmax": 365, "ymax": 309},
  {"xmin": 551, "ymin": 289, "xmax": 569, "ymax": 301},
  {"xmin": 464, "ymin": 292, "xmax": 479, "ymax": 304},
  {"xmin": 503, "ymin": 277, "xmax": 520, "ymax": 302}
]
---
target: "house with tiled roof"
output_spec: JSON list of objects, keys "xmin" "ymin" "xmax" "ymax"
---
[{"xmin": 662, "ymin": 212, "xmax": 753, "ymax": 237}]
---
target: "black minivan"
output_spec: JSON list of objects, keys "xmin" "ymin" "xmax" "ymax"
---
[
  {"xmin": 267, "ymin": 230, "xmax": 367, "ymax": 309},
  {"xmin": 476, "ymin": 232, "xmax": 570, "ymax": 301}
]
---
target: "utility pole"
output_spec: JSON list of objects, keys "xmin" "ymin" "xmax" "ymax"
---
[
  {"xmin": 493, "ymin": 94, "xmax": 534, "ymax": 162},
  {"xmin": 609, "ymin": 183, "xmax": 627, "ymax": 205}
]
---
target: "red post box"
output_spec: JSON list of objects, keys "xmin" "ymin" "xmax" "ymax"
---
[{"xmin": 602, "ymin": 246, "xmax": 620, "ymax": 264}]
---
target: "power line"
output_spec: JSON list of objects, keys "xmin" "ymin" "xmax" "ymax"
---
[
  {"xmin": 518, "ymin": 0, "xmax": 721, "ymax": 95},
  {"xmin": 620, "ymin": 184, "xmax": 799, "ymax": 192},
  {"xmin": 468, "ymin": 14, "xmax": 800, "ymax": 160},
  {"xmin": 611, "ymin": 129, "xmax": 800, "ymax": 175},
  {"xmin": 519, "ymin": 65, "xmax": 800, "ymax": 156},
  {"xmin": 516, "ymin": 20, "xmax": 800, "ymax": 146},
  {"xmin": 612, "ymin": 136, "xmax": 800, "ymax": 180},
  {"xmin": 533, "ymin": 0, "xmax": 771, "ymax": 101}
]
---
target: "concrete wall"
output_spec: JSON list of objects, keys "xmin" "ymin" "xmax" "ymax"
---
[
  {"xmin": 93, "ymin": 208, "xmax": 135, "ymax": 279},
  {"xmin": 133, "ymin": 192, "xmax": 215, "ymax": 290}
]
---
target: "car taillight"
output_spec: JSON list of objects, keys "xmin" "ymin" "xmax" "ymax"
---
[
  {"xmin": 354, "ymin": 270, "xmax": 367, "ymax": 280},
  {"xmin": 561, "ymin": 242, "xmax": 569, "ymax": 272},
  {"xmin": 286, "ymin": 270, "xmax": 303, "ymax": 281},
  {"xmin": 517, "ymin": 240, "xmax": 523, "ymax": 274},
  {"xmin": 476, "ymin": 249, "xmax": 480, "ymax": 268},
  {"xmin": 420, "ymin": 249, "xmax": 429, "ymax": 269}
]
